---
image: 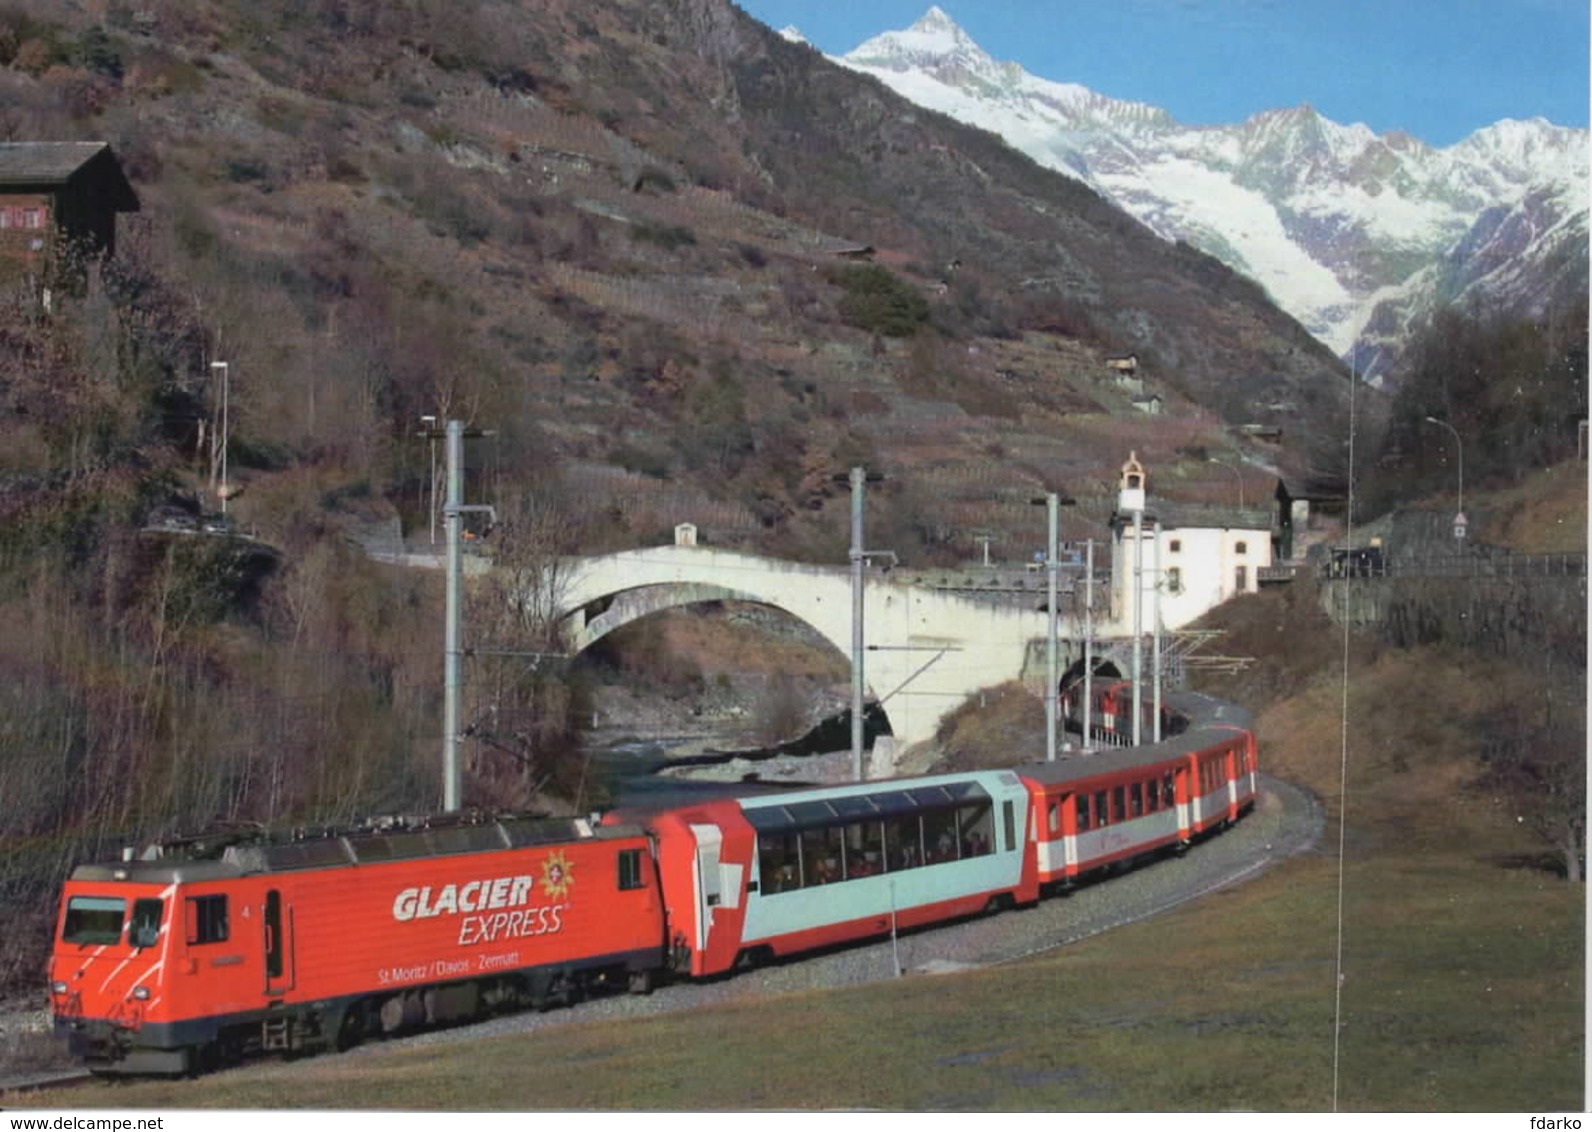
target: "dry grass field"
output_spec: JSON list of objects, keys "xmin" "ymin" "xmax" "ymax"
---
[{"xmin": 16, "ymin": 611, "xmax": 1584, "ymax": 1111}]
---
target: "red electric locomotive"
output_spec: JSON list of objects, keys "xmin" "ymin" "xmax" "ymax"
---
[{"xmin": 49, "ymin": 815, "xmax": 665, "ymax": 1074}]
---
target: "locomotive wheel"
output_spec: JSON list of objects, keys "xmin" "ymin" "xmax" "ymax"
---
[
  {"xmin": 627, "ymin": 968, "xmax": 654, "ymax": 995},
  {"xmin": 335, "ymin": 1005, "xmax": 366, "ymax": 1052}
]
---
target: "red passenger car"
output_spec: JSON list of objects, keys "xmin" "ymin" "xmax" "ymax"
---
[
  {"xmin": 1023, "ymin": 689, "xmax": 1258, "ymax": 891},
  {"xmin": 50, "ymin": 815, "xmax": 664, "ymax": 1074}
]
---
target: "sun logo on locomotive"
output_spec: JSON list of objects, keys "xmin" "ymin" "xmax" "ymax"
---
[{"xmin": 541, "ymin": 850, "xmax": 574, "ymax": 899}]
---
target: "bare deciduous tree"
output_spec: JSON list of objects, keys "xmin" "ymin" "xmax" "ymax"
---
[{"xmin": 1478, "ymin": 671, "xmax": 1586, "ymax": 882}]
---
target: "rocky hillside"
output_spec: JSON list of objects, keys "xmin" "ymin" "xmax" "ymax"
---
[{"xmin": 1, "ymin": 0, "xmax": 1351, "ymax": 566}]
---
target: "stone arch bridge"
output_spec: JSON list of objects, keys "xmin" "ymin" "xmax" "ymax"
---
[{"xmin": 556, "ymin": 545, "xmax": 1115, "ymax": 753}]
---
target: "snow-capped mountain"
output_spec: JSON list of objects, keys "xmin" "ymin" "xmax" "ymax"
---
[{"xmin": 836, "ymin": 7, "xmax": 1588, "ymax": 381}]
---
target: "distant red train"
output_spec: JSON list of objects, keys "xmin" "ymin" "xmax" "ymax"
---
[{"xmin": 50, "ymin": 686, "xmax": 1257, "ymax": 1075}]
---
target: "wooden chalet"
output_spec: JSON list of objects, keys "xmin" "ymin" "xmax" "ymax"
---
[{"xmin": 0, "ymin": 141, "xmax": 140, "ymax": 285}]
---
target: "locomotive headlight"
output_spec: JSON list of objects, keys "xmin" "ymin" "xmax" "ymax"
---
[
  {"xmin": 132, "ymin": 986, "xmax": 151, "ymax": 1000},
  {"xmin": 51, "ymin": 981, "xmax": 67, "ymax": 995}
]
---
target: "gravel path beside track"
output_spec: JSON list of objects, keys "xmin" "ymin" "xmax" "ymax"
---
[{"xmin": 362, "ymin": 774, "xmax": 1323, "ymax": 1058}]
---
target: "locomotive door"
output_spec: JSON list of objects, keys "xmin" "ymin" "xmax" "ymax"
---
[{"xmin": 263, "ymin": 889, "xmax": 296, "ymax": 996}]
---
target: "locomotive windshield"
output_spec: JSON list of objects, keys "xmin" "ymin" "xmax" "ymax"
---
[{"xmin": 62, "ymin": 896, "xmax": 126, "ymax": 945}]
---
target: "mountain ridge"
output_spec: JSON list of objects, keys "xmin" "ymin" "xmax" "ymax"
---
[{"xmin": 835, "ymin": 7, "xmax": 1589, "ymax": 380}]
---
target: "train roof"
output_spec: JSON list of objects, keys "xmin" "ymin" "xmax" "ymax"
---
[
  {"xmin": 70, "ymin": 814, "xmax": 649, "ymax": 884},
  {"xmin": 1019, "ymin": 689, "xmax": 1255, "ymax": 788}
]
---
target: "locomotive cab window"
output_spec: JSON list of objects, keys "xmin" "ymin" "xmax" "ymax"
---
[
  {"xmin": 186, "ymin": 894, "xmax": 229, "ymax": 945},
  {"xmin": 62, "ymin": 896, "xmax": 125, "ymax": 946},
  {"xmin": 129, "ymin": 898, "xmax": 164, "ymax": 950},
  {"xmin": 617, "ymin": 848, "xmax": 646, "ymax": 891}
]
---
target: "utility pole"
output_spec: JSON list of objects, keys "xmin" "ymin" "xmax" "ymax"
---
[
  {"xmin": 1044, "ymin": 496, "xmax": 1059, "ymax": 762},
  {"xmin": 443, "ymin": 420, "xmax": 464, "ymax": 812},
  {"xmin": 211, "ymin": 361, "xmax": 230, "ymax": 515},
  {"xmin": 1083, "ymin": 537, "xmax": 1095, "ymax": 750},
  {"xmin": 1152, "ymin": 519, "xmax": 1163, "ymax": 743},
  {"xmin": 439, "ymin": 418, "xmax": 496, "ymax": 812},
  {"xmin": 841, "ymin": 466, "xmax": 888, "ymax": 781},
  {"xmin": 1132, "ymin": 506, "xmax": 1144, "ymax": 747},
  {"xmin": 1030, "ymin": 493, "xmax": 1074, "ymax": 761},
  {"xmin": 849, "ymin": 467, "xmax": 867, "ymax": 782},
  {"xmin": 1424, "ymin": 415, "xmax": 1466, "ymax": 540}
]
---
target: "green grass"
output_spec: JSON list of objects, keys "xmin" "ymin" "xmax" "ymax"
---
[
  {"xmin": 11, "ymin": 626, "xmax": 1583, "ymax": 1111},
  {"xmin": 22, "ymin": 844, "xmax": 1580, "ymax": 1111}
]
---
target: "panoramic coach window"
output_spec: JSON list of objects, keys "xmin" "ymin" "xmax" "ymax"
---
[
  {"xmin": 618, "ymin": 848, "xmax": 645, "ymax": 891},
  {"xmin": 186, "ymin": 894, "xmax": 229, "ymax": 945}
]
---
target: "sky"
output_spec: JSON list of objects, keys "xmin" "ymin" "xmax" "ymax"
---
[{"xmin": 734, "ymin": 0, "xmax": 1589, "ymax": 147}]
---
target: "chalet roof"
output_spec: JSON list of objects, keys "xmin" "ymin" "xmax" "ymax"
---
[{"xmin": 0, "ymin": 142, "xmax": 139, "ymax": 209}]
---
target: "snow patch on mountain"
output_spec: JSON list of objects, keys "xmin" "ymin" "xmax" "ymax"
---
[{"xmin": 834, "ymin": 7, "xmax": 1589, "ymax": 377}]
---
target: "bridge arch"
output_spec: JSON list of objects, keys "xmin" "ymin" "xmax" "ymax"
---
[
  {"xmin": 554, "ymin": 546, "xmax": 1067, "ymax": 756},
  {"xmin": 564, "ymin": 582, "xmax": 850, "ymax": 659}
]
